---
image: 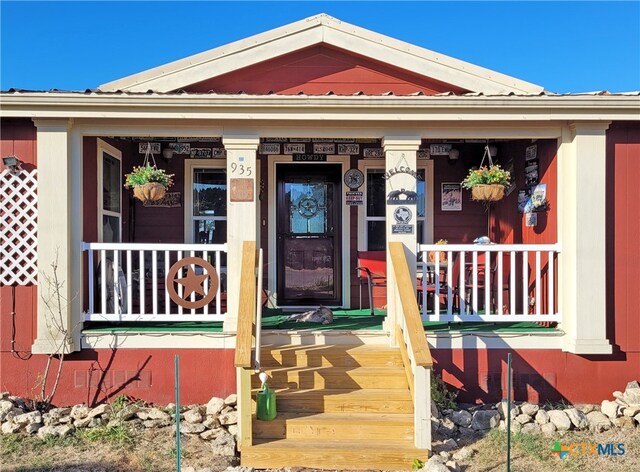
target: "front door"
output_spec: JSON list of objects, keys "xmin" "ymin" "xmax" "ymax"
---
[{"xmin": 276, "ymin": 164, "xmax": 342, "ymax": 306}]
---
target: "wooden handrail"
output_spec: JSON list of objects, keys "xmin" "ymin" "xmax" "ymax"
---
[
  {"xmin": 234, "ymin": 240, "xmax": 257, "ymax": 368},
  {"xmin": 389, "ymin": 242, "xmax": 433, "ymax": 367}
]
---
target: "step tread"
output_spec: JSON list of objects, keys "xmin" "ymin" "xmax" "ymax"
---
[
  {"xmin": 250, "ymin": 437, "xmax": 426, "ymax": 450},
  {"xmin": 253, "ymin": 411, "xmax": 414, "ymax": 423},
  {"xmin": 261, "ymin": 387, "xmax": 411, "ymax": 398},
  {"xmin": 243, "ymin": 438, "xmax": 429, "ymax": 470}
]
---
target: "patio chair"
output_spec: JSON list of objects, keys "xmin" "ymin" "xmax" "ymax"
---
[
  {"xmin": 356, "ymin": 251, "xmax": 386, "ymax": 316},
  {"xmin": 419, "ymin": 253, "xmax": 462, "ymax": 313},
  {"xmin": 95, "ymin": 258, "xmax": 128, "ymax": 314}
]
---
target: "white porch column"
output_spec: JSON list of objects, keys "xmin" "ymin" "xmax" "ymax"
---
[
  {"xmin": 558, "ymin": 122, "xmax": 612, "ymax": 354},
  {"xmin": 222, "ymin": 135, "xmax": 260, "ymax": 332},
  {"xmin": 382, "ymin": 136, "xmax": 422, "ymax": 334},
  {"xmin": 32, "ymin": 119, "xmax": 82, "ymax": 354}
]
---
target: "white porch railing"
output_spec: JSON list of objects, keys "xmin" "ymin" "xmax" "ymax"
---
[
  {"xmin": 82, "ymin": 242, "xmax": 227, "ymax": 322},
  {"xmin": 418, "ymin": 244, "xmax": 561, "ymax": 323}
]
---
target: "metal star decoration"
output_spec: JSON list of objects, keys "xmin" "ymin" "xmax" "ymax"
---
[{"xmin": 174, "ymin": 266, "xmax": 208, "ymax": 299}]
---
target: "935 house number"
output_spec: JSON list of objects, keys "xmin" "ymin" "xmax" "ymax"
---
[{"xmin": 230, "ymin": 162, "xmax": 253, "ymax": 176}]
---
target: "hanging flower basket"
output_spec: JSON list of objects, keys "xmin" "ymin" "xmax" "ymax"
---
[
  {"xmin": 461, "ymin": 145, "xmax": 511, "ymax": 203},
  {"xmin": 124, "ymin": 144, "xmax": 174, "ymax": 203},
  {"xmin": 471, "ymin": 184, "xmax": 505, "ymax": 202},
  {"xmin": 132, "ymin": 182, "xmax": 167, "ymax": 203}
]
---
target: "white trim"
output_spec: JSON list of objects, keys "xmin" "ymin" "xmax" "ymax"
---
[
  {"xmin": 96, "ymin": 139, "xmax": 122, "ymax": 243},
  {"xmin": 426, "ymin": 331, "xmax": 564, "ymax": 350},
  {"xmin": 99, "ymin": 14, "xmax": 542, "ymax": 94},
  {"xmin": 267, "ymin": 155, "xmax": 351, "ymax": 308},
  {"xmin": 558, "ymin": 122, "xmax": 612, "ymax": 354},
  {"xmin": 183, "ymin": 159, "xmax": 228, "ymax": 244},
  {"xmin": 80, "ymin": 329, "xmax": 564, "ymax": 350},
  {"xmin": 82, "ymin": 332, "xmax": 237, "ymax": 349},
  {"xmin": 3, "ymin": 94, "xmax": 638, "ymax": 122}
]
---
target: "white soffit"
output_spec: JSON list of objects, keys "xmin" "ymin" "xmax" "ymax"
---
[{"xmin": 99, "ymin": 14, "xmax": 544, "ymax": 95}]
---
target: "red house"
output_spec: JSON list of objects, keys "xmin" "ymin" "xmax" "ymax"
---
[{"xmin": 1, "ymin": 14, "xmax": 639, "ymax": 468}]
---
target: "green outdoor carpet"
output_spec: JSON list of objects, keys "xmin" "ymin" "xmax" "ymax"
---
[
  {"xmin": 83, "ymin": 309, "xmax": 557, "ymax": 334},
  {"xmin": 83, "ymin": 322, "xmax": 224, "ymax": 333},
  {"xmin": 260, "ymin": 307, "xmax": 386, "ymax": 330}
]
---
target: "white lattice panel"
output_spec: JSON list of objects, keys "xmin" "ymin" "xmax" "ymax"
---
[{"xmin": 1, "ymin": 169, "xmax": 38, "ymax": 285}]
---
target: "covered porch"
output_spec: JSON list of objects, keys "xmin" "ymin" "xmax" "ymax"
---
[{"xmin": 76, "ymin": 131, "xmax": 566, "ymax": 334}]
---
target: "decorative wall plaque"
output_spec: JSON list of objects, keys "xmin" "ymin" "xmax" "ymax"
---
[{"xmin": 230, "ymin": 178, "xmax": 254, "ymax": 202}]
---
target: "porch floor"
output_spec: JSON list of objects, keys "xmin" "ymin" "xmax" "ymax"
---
[{"xmin": 83, "ymin": 308, "xmax": 559, "ymax": 333}]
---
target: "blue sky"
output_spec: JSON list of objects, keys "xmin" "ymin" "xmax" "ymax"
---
[{"xmin": 1, "ymin": 1, "xmax": 639, "ymax": 93}]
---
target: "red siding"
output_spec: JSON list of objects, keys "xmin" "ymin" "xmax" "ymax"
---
[
  {"xmin": 185, "ymin": 45, "xmax": 469, "ymax": 96},
  {"xmin": 436, "ymin": 349, "xmax": 640, "ymax": 404},
  {"xmin": 0, "ymin": 348, "xmax": 236, "ymax": 406},
  {"xmin": 0, "ymin": 120, "xmax": 38, "ymax": 356},
  {"xmin": 433, "ymin": 143, "xmax": 489, "ymax": 243},
  {"xmin": 490, "ymin": 140, "xmax": 558, "ymax": 245},
  {"xmin": 608, "ymin": 122, "xmax": 640, "ymax": 353}
]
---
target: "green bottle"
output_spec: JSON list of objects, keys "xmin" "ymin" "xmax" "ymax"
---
[{"xmin": 256, "ymin": 372, "xmax": 276, "ymax": 421}]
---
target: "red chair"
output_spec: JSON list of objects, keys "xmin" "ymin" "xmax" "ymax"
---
[{"xmin": 356, "ymin": 251, "xmax": 386, "ymax": 316}]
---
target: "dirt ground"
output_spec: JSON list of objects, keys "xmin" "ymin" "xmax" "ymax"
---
[{"xmin": 1, "ymin": 426, "xmax": 639, "ymax": 472}]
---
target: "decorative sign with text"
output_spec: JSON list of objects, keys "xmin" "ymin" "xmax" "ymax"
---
[
  {"xmin": 345, "ymin": 191, "xmax": 364, "ymax": 205},
  {"xmin": 293, "ymin": 154, "xmax": 327, "ymax": 162},
  {"xmin": 284, "ymin": 143, "xmax": 306, "ymax": 154},
  {"xmin": 313, "ymin": 143, "xmax": 335, "ymax": 154},
  {"xmin": 259, "ymin": 143, "xmax": 281, "ymax": 154},
  {"xmin": 139, "ymin": 142, "xmax": 161, "ymax": 154},
  {"xmin": 190, "ymin": 148, "xmax": 212, "ymax": 158}
]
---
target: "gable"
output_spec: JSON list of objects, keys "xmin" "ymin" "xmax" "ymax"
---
[
  {"xmin": 184, "ymin": 45, "xmax": 469, "ymax": 95},
  {"xmin": 99, "ymin": 14, "xmax": 544, "ymax": 95}
]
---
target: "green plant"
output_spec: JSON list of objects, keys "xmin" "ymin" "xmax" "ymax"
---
[
  {"xmin": 112, "ymin": 394, "xmax": 129, "ymax": 414},
  {"xmin": 78, "ymin": 423, "xmax": 136, "ymax": 448},
  {"xmin": 461, "ymin": 164, "xmax": 511, "ymax": 189},
  {"xmin": 411, "ymin": 458, "xmax": 425, "ymax": 470},
  {"xmin": 431, "ymin": 371, "xmax": 458, "ymax": 410},
  {"xmin": 124, "ymin": 164, "xmax": 174, "ymax": 189}
]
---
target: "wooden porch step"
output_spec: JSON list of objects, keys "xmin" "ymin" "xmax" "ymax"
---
[
  {"xmin": 261, "ymin": 344, "xmax": 403, "ymax": 368},
  {"xmin": 242, "ymin": 438, "xmax": 428, "ymax": 471},
  {"xmin": 252, "ymin": 411, "xmax": 414, "ymax": 441},
  {"xmin": 255, "ymin": 387, "xmax": 413, "ymax": 414},
  {"xmin": 252, "ymin": 366, "xmax": 408, "ymax": 390}
]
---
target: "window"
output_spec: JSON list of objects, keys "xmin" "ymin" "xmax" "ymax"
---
[
  {"xmin": 366, "ymin": 169, "xmax": 386, "ymax": 250},
  {"xmin": 363, "ymin": 167, "xmax": 427, "ymax": 250},
  {"xmin": 189, "ymin": 167, "xmax": 227, "ymax": 244},
  {"xmin": 97, "ymin": 140, "xmax": 122, "ymax": 243}
]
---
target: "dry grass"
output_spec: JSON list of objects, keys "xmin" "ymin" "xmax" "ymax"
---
[
  {"xmin": 456, "ymin": 427, "xmax": 640, "ymax": 472},
  {"xmin": 1, "ymin": 427, "xmax": 236, "ymax": 472},
  {"xmin": 1, "ymin": 425, "xmax": 638, "ymax": 472}
]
